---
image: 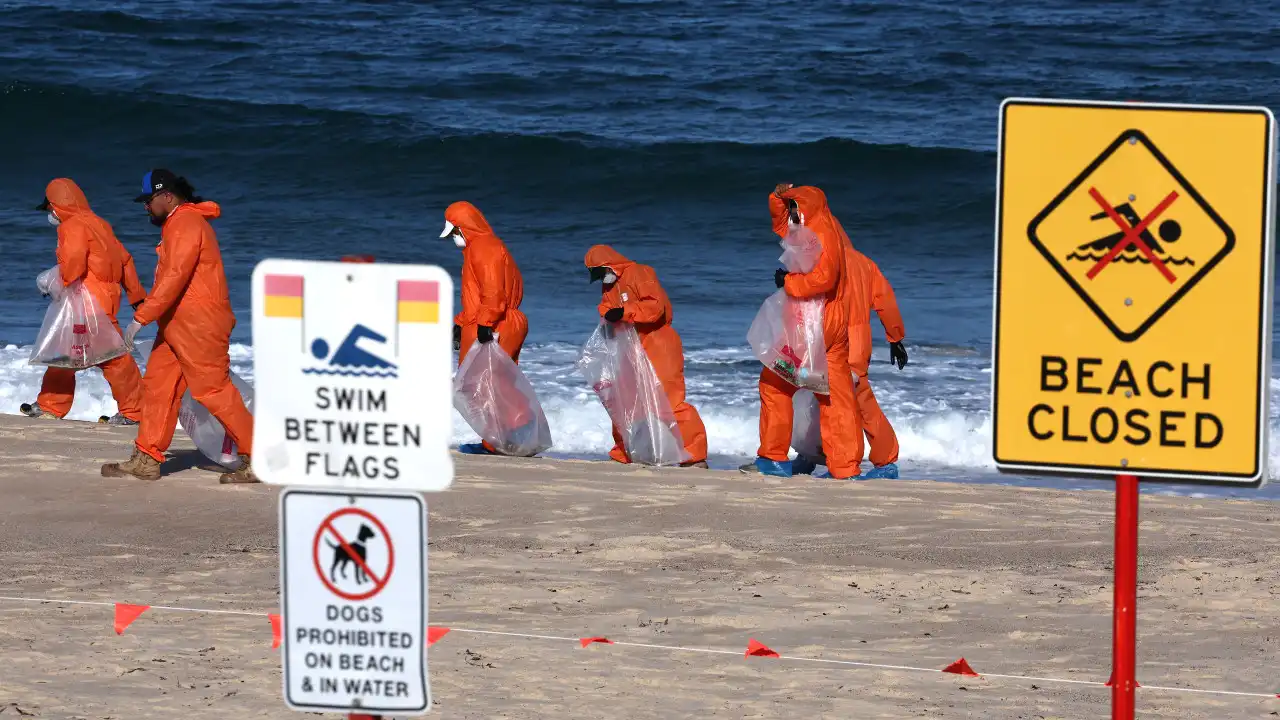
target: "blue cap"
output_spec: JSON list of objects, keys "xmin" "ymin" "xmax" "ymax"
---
[{"xmin": 134, "ymin": 168, "xmax": 179, "ymax": 202}]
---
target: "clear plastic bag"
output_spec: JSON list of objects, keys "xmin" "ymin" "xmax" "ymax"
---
[
  {"xmin": 28, "ymin": 280, "xmax": 128, "ymax": 369},
  {"xmin": 179, "ymin": 371, "xmax": 255, "ymax": 470},
  {"xmin": 36, "ymin": 265, "xmax": 63, "ymax": 299},
  {"xmin": 576, "ymin": 321, "xmax": 688, "ymax": 466},
  {"xmin": 746, "ymin": 224, "xmax": 829, "ymax": 393},
  {"xmin": 790, "ymin": 389, "xmax": 825, "ymax": 461},
  {"xmin": 453, "ymin": 341, "xmax": 553, "ymax": 456}
]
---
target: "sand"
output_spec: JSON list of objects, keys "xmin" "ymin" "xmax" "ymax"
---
[{"xmin": 0, "ymin": 414, "xmax": 1277, "ymax": 719}]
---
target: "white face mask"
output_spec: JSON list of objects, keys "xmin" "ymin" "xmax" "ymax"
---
[
  {"xmin": 603, "ymin": 271, "xmax": 617, "ymax": 284},
  {"xmin": 47, "ymin": 212, "xmax": 60, "ymax": 227},
  {"xmin": 451, "ymin": 233, "xmax": 466, "ymax": 248}
]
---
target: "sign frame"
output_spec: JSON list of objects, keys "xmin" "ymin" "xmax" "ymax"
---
[
  {"xmin": 250, "ymin": 258, "xmax": 456, "ymax": 493},
  {"xmin": 279, "ymin": 487, "xmax": 430, "ymax": 715},
  {"xmin": 991, "ymin": 97, "xmax": 1276, "ymax": 486}
]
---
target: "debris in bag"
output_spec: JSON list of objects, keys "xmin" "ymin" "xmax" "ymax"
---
[
  {"xmin": 28, "ymin": 280, "xmax": 128, "ymax": 369},
  {"xmin": 178, "ymin": 371, "xmax": 255, "ymax": 470},
  {"xmin": 576, "ymin": 321, "xmax": 688, "ymax": 466},
  {"xmin": 746, "ymin": 224, "xmax": 830, "ymax": 393},
  {"xmin": 452, "ymin": 341, "xmax": 554, "ymax": 456}
]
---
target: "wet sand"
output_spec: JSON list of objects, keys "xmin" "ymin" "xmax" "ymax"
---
[{"xmin": 0, "ymin": 414, "xmax": 1277, "ymax": 718}]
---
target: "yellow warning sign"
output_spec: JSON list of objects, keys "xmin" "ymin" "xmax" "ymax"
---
[{"xmin": 993, "ymin": 99, "xmax": 1275, "ymax": 485}]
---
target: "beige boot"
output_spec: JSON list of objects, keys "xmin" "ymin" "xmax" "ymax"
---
[
  {"xmin": 219, "ymin": 455, "xmax": 261, "ymax": 484},
  {"xmin": 101, "ymin": 448, "xmax": 161, "ymax": 481}
]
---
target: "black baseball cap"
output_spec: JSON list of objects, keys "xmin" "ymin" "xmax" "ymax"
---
[
  {"xmin": 133, "ymin": 168, "xmax": 180, "ymax": 203},
  {"xmin": 35, "ymin": 197, "xmax": 50, "ymax": 211}
]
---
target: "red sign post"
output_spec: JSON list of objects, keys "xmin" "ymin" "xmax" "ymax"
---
[{"xmin": 1111, "ymin": 474, "xmax": 1139, "ymax": 719}]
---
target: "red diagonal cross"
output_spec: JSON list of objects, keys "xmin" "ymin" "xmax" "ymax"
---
[{"xmin": 1085, "ymin": 188, "xmax": 1179, "ymax": 283}]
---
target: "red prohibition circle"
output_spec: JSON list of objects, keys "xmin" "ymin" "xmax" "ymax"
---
[{"xmin": 312, "ymin": 507, "xmax": 395, "ymax": 601}]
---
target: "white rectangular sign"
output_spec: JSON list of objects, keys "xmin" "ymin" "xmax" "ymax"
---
[
  {"xmin": 251, "ymin": 259, "xmax": 454, "ymax": 492},
  {"xmin": 280, "ymin": 488, "xmax": 429, "ymax": 714}
]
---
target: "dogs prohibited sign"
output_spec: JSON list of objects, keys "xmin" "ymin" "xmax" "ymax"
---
[
  {"xmin": 314, "ymin": 507, "xmax": 394, "ymax": 601},
  {"xmin": 280, "ymin": 488, "xmax": 429, "ymax": 714},
  {"xmin": 993, "ymin": 98, "xmax": 1275, "ymax": 484}
]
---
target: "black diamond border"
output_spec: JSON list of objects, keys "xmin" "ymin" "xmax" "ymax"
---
[{"xmin": 1027, "ymin": 128, "xmax": 1235, "ymax": 342}]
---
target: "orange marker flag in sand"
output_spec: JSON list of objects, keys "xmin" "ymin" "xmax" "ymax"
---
[
  {"xmin": 942, "ymin": 658, "xmax": 979, "ymax": 677},
  {"xmin": 745, "ymin": 638, "xmax": 780, "ymax": 658},
  {"xmin": 269, "ymin": 613, "xmax": 283, "ymax": 649},
  {"xmin": 113, "ymin": 603, "xmax": 149, "ymax": 634},
  {"xmin": 580, "ymin": 637, "xmax": 614, "ymax": 647},
  {"xmin": 427, "ymin": 626, "xmax": 450, "ymax": 646}
]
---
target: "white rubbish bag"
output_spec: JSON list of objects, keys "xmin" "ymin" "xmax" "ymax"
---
[
  {"xmin": 576, "ymin": 321, "xmax": 688, "ymax": 466},
  {"xmin": 178, "ymin": 371, "xmax": 254, "ymax": 470},
  {"xmin": 36, "ymin": 265, "xmax": 63, "ymax": 299},
  {"xmin": 746, "ymin": 224, "xmax": 829, "ymax": 393},
  {"xmin": 28, "ymin": 276, "xmax": 128, "ymax": 370},
  {"xmin": 790, "ymin": 389, "xmax": 824, "ymax": 461},
  {"xmin": 453, "ymin": 341, "xmax": 554, "ymax": 456}
]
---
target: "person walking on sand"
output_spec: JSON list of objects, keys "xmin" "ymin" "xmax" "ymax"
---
[
  {"xmin": 584, "ymin": 244, "xmax": 709, "ymax": 468},
  {"xmin": 101, "ymin": 169, "xmax": 258, "ymax": 484},
  {"xmin": 440, "ymin": 201, "xmax": 535, "ymax": 456},
  {"xmin": 741, "ymin": 184, "xmax": 862, "ymax": 480},
  {"xmin": 22, "ymin": 178, "xmax": 147, "ymax": 426}
]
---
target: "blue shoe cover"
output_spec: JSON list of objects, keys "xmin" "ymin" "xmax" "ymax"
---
[
  {"xmin": 863, "ymin": 463, "xmax": 899, "ymax": 479},
  {"xmin": 740, "ymin": 457, "xmax": 791, "ymax": 477},
  {"xmin": 790, "ymin": 455, "xmax": 818, "ymax": 476},
  {"xmin": 459, "ymin": 442, "xmax": 495, "ymax": 455}
]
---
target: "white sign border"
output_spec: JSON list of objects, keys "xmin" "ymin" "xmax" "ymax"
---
[
  {"xmin": 990, "ymin": 97, "xmax": 1276, "ymax": 486},
  {"xmin": 278, "ymin": 486, "xmax": 430, "ymax": 715}
]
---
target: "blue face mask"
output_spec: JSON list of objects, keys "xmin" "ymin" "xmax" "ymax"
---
[{"xmin": 47, "ymin": 212, "xmax": 60, "ymax": 227}]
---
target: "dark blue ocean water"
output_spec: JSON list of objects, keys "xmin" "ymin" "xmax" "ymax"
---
[{"xmin": 0, "ymin": 1, "xmax": 1277, "ymax": 496}]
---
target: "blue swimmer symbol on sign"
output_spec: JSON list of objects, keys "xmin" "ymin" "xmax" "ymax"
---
[{"xmin": 305, "ymin": 324, "xmax": 398, "ymax": 378}]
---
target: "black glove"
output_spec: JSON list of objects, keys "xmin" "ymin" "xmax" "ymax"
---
[
  {"xmin": 604, "ymin": 307, "xmax": 624, "ymax": 323},
  {"xmin": 477, "ymin": 325, "xmax": 494, "ymax": 344},
  {"xmin": 131, "ymin": 300, "xmax": 143, "ymax": 311},
  {"xmin": 775, "ymin": 268, "xmax": 788, "ymax": 288},
  {"xmin": 889, "ymin": 341, "xmax": 908, "ymax": 370},
  {"xmin": 452, "ymin": 323, "xmax": 461, "ymax": 350}
]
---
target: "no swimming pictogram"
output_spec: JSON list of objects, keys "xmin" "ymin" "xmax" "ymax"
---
[
  {"xmin": 311, "ymin": 507, "xmax": 395, "ymax": 601},
  {"xmin": 1027, "ymin": 128, "xmax": 1235, "ymax": 342}
]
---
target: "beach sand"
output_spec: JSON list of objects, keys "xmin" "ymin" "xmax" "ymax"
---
[{"xmin": 0, "ymin": 414, "xmax": 1276, "ymax": 719}]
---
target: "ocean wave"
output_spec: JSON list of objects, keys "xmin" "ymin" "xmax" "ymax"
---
[{"xmin": 0, "ymin": 81, "xmax": 992, "ymax": 203}]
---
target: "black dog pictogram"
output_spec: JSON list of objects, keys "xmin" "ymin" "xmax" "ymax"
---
[{"xmin": 326, "ymin": 523, "xmax": 377, "ymax": 584}]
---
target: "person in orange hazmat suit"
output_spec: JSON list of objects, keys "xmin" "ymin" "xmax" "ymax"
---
[
  {"xmin": 790, "ymin": 213, "xmax": 909, "ymax": 480},
  {"xmin": 21, "ymin": 179, "xmax": 147, "ymax": 425},
  {"xmin": 739, "ymin": 184, "xmax": 862, "ymax": 479},
  {"xmin": 584, "ymin": 245, "xmax": 709, "ymax": 468},
  {"xmin": 440, "ymin": 201, "xmax": 535, "ymax": 456},
  {"xmin": 101, "ymin": 169, "xmax": 258, "ymax": 484}
]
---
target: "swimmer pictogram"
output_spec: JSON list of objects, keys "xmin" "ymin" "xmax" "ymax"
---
[
  {"xmin": 305, "ymin": 324, "xmax": 399, "ymax": 378},
  {"xmin": 1027, "ymin": 128, "xmax": 1235, "ymax": 342}
]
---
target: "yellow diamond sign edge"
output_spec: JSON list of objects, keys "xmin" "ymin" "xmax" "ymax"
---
[{"xmin": 990, "ymin": 97, "xmax": 1277, "ymax": 486}]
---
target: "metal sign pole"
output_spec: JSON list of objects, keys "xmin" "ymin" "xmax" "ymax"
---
[{"xmin": 1111, "ymin": 473, "xmax": 1139, "ymax": 719}]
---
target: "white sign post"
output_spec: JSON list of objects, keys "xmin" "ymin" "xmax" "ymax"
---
[
  {"xmin": 280, "ymin": 489, "xmax": 428, "ymax": 714},
  {"xmin": 253, "ymin": 258, "xmax": 454, "ymax": 716},
  {"xmin": 251, "ymin": 259, "xmax": 455, "ymax": 493}
]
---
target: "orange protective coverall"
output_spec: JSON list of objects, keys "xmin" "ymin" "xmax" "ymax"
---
[
  {"xmin": 37, "ymin": 179, "xmax": 146, "ymax": 420},
  {"xmin": 448, "ymin": 202, "xmax": 529, "ymax": 365},
  {"xmin": 761, "ymin": 187, "xmax": 861, "ymax": 478},
  {"xmin": 583, "ymin": 245, "xmax": 708, "ymax": 465},
  {"xmin": 844, "ymin": 240, "xmax": 906, "ymax": 467},
  {"xmin": 446, "ymin": 202, "xmax": 532, "ymax": 452},
  {"xmin": 132, "ymin": 201, "xmax": 254, "ymax": 463}
]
